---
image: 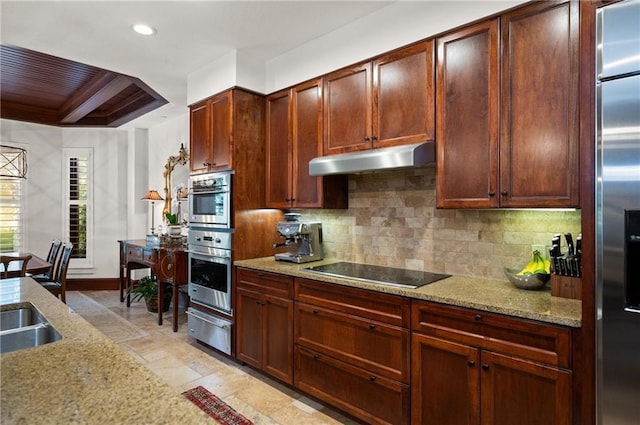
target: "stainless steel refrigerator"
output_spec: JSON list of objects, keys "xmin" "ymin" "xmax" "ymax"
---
[{"xmin": 596, "ymin": 0, "xmax": 640, "ymax": 423}]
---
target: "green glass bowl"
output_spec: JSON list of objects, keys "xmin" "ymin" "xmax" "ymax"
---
[{"xmin": 503, "ymin": 267, "xmax": 551, "ymax": 290}]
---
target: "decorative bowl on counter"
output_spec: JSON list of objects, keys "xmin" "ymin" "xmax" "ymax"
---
[{"xmin": 503, "ymin": 267, "xmax": 551, "ymax": 290}]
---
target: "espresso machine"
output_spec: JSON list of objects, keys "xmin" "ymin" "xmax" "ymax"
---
[{"xmin": 274, "ymin": 220, "xmax": 324, "ymax": 263}]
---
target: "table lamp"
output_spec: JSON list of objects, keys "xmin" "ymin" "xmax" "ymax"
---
[{"xmin": 141, "ymin": 190, "xmax": 164, "ymax": 235}]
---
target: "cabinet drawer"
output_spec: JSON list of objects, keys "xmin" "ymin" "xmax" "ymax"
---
[
  {"xmin": 295, "ymin": 346, "xmax": 410, "ymax": 425},
  {"xmin": 411, "ymin": 301, "xmax": 571, "ymax": 368},
  {"xmin": 236, "ymin": 268, "xmax": 293, "ymax": 298},
  {"xmin": 295, "ymin": 278, "xmax": 410, "ymax": 327},
  {"xmin": 296, "ymin": 302, "xmax": 409, "ymax": 382},
  {"xmin": 126, "ymin": 246, "xmax": 157, "ymax": 265}
]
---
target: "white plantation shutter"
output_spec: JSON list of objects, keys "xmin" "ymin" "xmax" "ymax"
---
[
  {"xmin": 0, "ymin": 177, "xmax": 23, "ymax": 252},
  {"xmin": 65, "ymin": 148, "xmax": 93, "ymax": 268}
]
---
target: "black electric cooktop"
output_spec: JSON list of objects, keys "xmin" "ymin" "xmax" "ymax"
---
[{"xmin": 304, "ymin": 262, "xmax": 450, "ymax": 289}]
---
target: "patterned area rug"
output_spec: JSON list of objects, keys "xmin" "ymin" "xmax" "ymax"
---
[{"xmin": 183, "ymin": 386, "xmax": 253, "ymax": 425}]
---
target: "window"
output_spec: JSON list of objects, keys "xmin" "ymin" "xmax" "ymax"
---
[
  {"xmin": 0, "ymin": 177, "xmax": 23, "ymax": 253},
  {"xmin": 64, "ymin": 148, "xmax": 93, "ymax": 268}
]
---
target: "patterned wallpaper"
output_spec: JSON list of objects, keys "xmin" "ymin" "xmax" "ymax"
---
[{"xmin": 296, "ymin": 166, "xmax": 582, "ymax": 280}]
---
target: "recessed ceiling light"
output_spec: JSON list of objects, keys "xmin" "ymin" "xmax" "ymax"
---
[{"xmin": 132, "ymin": 24, "xmax": 157, "ymax": 36}]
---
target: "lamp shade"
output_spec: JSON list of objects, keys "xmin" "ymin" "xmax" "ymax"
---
[
  {"xmin": 141, "ymin": 190, "xmax": 164, "ymax": 201},
  {"xmin": 0, "ymin": 145, "xmax": 28, "ymax": 179}
]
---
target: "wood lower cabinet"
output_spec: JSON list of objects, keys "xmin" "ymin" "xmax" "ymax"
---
[
  {"xmin": 265, "ymin": 79, "xmax": 347, "ymax": 209},
  {"xmin": 323, "ymin": 41, "xmax": 434, "ymax": 155},
  {"xmin": 295, "ymin": 278, "xmax": 411, "ymax": 425},
  {"xmin": 296, "ymin": 345, "xmax": 410, "ymax": 425},
  {"xmin": 411, "ymin": 301, "xmax": 572, "ymax": 425},
  {"xmin": 235, "ymin": 268, "xmax": 294, "ymax": 384}
]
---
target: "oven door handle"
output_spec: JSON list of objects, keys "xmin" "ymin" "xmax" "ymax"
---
[
  {"xmin": 190, "ymin": 189, "xmax": 229, "ymax": 195},
  {"xmin": 186, "ymin": 310, "xmax": 230, "ymax": 329},
  {"xmin": 189, "ymin": 251, "xmax": 231, "ymax": 262}
]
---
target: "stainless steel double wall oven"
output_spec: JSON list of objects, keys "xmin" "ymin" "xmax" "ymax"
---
[{"xmin": 186, "ymin": 171, "xmax": 234, "ymax": 355}]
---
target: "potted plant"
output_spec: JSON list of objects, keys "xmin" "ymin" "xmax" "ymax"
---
[
  {"xmin": 128, "ymin": 275, "xmax": 172, "ymax": 313},
  {"xmin": 165, "ymin": 212, "xmax": 182, "ymax": 236}
]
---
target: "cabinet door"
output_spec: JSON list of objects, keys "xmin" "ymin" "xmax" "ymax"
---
[
  {"xmin": 323, "ymin": 62, "xmax": 372, "ymax": 154},
  {"xmin": 263, "ymin": 294, "xmax": 294, "ymax": 384},
  {"xmin": 481, "ymin": 351, "xmax": 572, "ymax": 425},
  {"xmin": 189, "ymin": 100, "xmax": 211, "ymax": 173},
  {"xmin": 296, "ymin": 302, "xmax": 409, "ymax": 382},
  {"xmin": 412, "ymin": 333, "xmax": 480, "ymax": 425},
  {"xmin": 236, "ymin": 287, "xmax": 263, "ymax": 369},
  {"xmin": 296, "ymin": 346, "xmax": 410, "ymax": 425},
  {"xmin": 209, "ymin": 90, "xmax": 233, "ymax": 171},
  {"xmin": 292, "ymin": 78, "xmax": 323, "ymax": 207},
  {"xmin": 265, "ymin": 89, "xmax": 292, "ymax": 208},
  {"xmin": 500, "ymin": 1, "xmax": 579, "ymax": 207},
  {"xmin": 436, "ymin": 19, "xmax": 500, "ymax": 208},
  {"xmin": 373, "ymin": 41, "xmax": 435, "ymax": 149}
]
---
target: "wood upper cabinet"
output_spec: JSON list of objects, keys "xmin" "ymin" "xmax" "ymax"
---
[
  {"xmin": 437, "ymin": 1, "xmax": 579, "ymax": 208},
  {"xmin": 411, "ymin": 300, "xmax": 572, "ymax": 425},
  {"xmin": 436, "ymin": 19, "xmax": 500, "ymax": 208},
  {"xmin": 189, "ymin": 99, "xmax": 211, "ymax": 174},
  {"xmin": 500, "ymin": 0, "xmax": 579, "ymax": 207},
  {"xmin": 265, "ymin": 88, "xmax": 291, "ymax": 209},
  {"xmin": 235, "ymin": 268, "xmax": 294, "ymax": 385},
  {"xmin": 266, "ymin": 79, "xmax": 347, "ymax": 209},
  {"xmin": 189, "ymin": 90, "xmax": 233, "ymax": 173},
  {"xmin": 324, "ymin": 41, "xmax": 434, "ymax": 155}
]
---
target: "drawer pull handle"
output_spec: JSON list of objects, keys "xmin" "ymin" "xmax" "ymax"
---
[
  {"xmin": 369, "ymin": 376, "xmax": 377, "ymax": 382},
  {"xmin": 475, "ymin": 314, "xmax": 482, "ymax": 321},
  {"xmin": 312, "ymin": 309, "xmax": 319, "ymax": 315},
  {"xmin": 369, "ymin": 324, "xmax": 376, "ymax": 330},
  {"xmin": 468, "ymin": 360, "xmax": 475, "ymax": 367},
  {"xmin": 482, "ymin": 364, "xmax": 490, "ymax": 370},
  {"xmin": 313, "ymin": 354, "xmax": 320, "ymax": 360}
]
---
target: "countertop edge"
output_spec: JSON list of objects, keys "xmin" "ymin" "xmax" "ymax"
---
[{"xmin": 234, "ymin": 257, "xmax": 582, "ymax": 328}]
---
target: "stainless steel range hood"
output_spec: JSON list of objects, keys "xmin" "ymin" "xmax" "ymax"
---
[{"xmin": 308, "ymin": 141, "xmax": 435, "ymax": 176}]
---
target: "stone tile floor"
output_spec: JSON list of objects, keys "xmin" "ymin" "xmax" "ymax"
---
[{"xmin": 66, "ymin": 290, "xmax": 360, "ymax": 425}]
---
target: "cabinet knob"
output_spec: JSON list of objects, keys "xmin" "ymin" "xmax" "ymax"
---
[
  {"xmin": 369, "ymin": 376, "xmax": 377, "ymax": 382},
  {"xmin": 488, "ymin": 191, "xmax": 496, "ymax": 197},
  {"xmin": 369, "ymin": 324, "xmax": 376, "ymax": 330},
  {"xmin": 468, "ymin": 360, "xmax": 475, "ymax": 367},
  {"xmin": 475, "ymin": 314, "xmax": 482, "ymax": 321},
  {"xmin": 313, "ymin": 354, "xmax": 320, "ymax": 360},
  {"xmin": 482, "ymin": 364, "xmax": 490, "ymax": 370},
  {"xmin": 371, "ymin": 136, "xmax": 378, "ymax": 142},
  {"xmin": 312, "ymin": 309, "xmax": 319, "ymax": 315},
  {"xmin": 500, "ymin": 191, "xmax": 508, "ymax": 196},
  {"xmin": 364, "ymin": 136, "xmax": 370, "ymax": 141}
]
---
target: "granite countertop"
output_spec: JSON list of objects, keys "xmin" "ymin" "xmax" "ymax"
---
[
  {"xmin": 234, "ymin": 257, "xmax": 582, "ymax": 328},
  {"xmin": 0, "ymin": 277, "xmax": 212, "ymax": 424}
]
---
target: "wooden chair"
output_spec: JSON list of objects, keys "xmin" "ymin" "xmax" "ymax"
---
[
  {"xmin": 38, "ymin": 244, "xmax": 73, "ymax": 303},
  {"xmin": 31, "ymin": 239, "xmax": 62, "ymax": 281},
  {"xmin": 1, "ymin": 254, "xmax": 32, "ymax": 279}
]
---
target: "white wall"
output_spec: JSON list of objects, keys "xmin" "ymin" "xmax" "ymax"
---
[
  {"xmin": 186, "ymin": 0, "xmax": 525, "ymax": 97},
  {"xmin": 1, "ymin": 118, "xmax": 147, "ymax": 279},
  {"xmin": 265, "ymin": 1, "xmax": 524, "ymax": 93}
]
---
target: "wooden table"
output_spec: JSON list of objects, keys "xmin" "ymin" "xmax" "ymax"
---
[
  {"xmin": 0, "ymin": 252, "xmax": 50, "ymax": 278},
  {"xmin": 118, "ymin": 240, "xmax": 188, "ymax": 332}
]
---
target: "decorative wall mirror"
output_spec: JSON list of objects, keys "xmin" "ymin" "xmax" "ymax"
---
[{"xmin": 163, "ymin": 144, "xmax": 189, "ymax": 219}]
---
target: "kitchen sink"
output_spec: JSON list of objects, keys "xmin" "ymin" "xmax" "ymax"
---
[
  {"xmin": 1, "ymin": 305, "xmax": 47, "ymax": 331},
  {"xmin": 0, "ymin": 303, "xmax": 62, "ymax": 354}
]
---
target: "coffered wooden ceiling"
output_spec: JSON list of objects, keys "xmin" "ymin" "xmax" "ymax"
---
[{"xmin": 0, "ymin": 44, "xmax": 167, "ymax": 128}]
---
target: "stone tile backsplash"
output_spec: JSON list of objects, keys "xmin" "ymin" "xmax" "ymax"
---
[{"xmin": 297, "ymin": 166, "xmax": 582, "ymax": 280}]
